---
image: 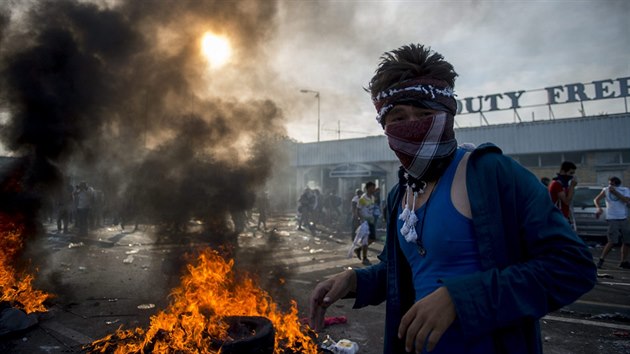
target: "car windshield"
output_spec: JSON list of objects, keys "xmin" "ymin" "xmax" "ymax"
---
[{"xmin": 573, "ymin": 187, "xmax": 606, "ymax": 208}]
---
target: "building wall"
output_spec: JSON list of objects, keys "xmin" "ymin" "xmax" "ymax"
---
[{"xmin": 287, "ymin": 113, "xmax": 630, "ymax": 209}]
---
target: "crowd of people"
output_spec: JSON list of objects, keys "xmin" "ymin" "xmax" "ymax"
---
[
  {"xmin": 296, "ymin": 187, "xmax": 343, "ymax": 232},
  {"xmin": 295, "ymin": 183, "xmax": 387, "ymax": 245},
  {"xmin": 49, "ymin": 180, "xmax": 104, "ymax": 237},
  {"xmin": 47, "ymin": 180, "xmax": 138, "ymax": 237}
]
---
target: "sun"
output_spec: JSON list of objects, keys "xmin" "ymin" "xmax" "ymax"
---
[{"xmin": 201, "ymin": 32, "xmax": 231, "ymax": 69}]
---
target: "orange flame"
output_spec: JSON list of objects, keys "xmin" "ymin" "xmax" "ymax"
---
[
  {"xmin": 88, "ymin": 248, "xmax": 319, "ymax": 353},
  {"xmin": 0, "ymin": 212, "xmax": 51, "ymax": 313}
]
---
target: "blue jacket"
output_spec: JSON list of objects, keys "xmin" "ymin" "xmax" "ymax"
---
[{"xmin": 353, "ymin": 143, "xmax": 597, "ymax": 354}]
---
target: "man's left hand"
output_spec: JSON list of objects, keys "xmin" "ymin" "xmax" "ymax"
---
[{"xmin": 398, "ymin": 286, "xmax": 456, "ymax": 353}]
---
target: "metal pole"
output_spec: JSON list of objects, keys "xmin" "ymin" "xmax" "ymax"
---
[
  {"xmin": 300, "ymin": 89, "xmax": 321, "ymax": 142},
  {"xmin": 316, "ymin": 92, "xmax": 320, "ymax": 142},
  {"xmin": 338, "ymin": 120, "xmax": 341, "ymax": 140}
]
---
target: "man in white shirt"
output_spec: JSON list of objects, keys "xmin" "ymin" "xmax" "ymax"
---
[{"xmin": 594, "ymin": 176, "xmax": 630, "ymax": 269}]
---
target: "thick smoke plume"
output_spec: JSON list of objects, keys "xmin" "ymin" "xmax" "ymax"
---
[{"xmin": 0, "ymin": 0, "xmax": 286, "ymax": 249}]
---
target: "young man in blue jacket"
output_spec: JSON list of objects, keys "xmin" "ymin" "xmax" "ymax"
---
[{"xmin": 308, "ymin": 44, "xmax": 597, "ymax": 354}]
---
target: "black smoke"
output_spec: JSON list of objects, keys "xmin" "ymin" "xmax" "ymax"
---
[{"xmin": 0, "ymin": 0, "xmax": 286, "ymax": 252}]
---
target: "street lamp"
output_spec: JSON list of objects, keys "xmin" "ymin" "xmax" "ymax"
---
[{"xmin": 300, "ymin": 89, "xmax": 320, "ymax": 142}]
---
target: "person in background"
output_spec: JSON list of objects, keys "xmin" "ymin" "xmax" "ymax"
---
[
  {"xmin": 74, "ymin": 181, "xmax": 93, "ymax": 237},
  {"xmin": 548, "ymin": 161, "xmax": 578, "ymax": 226},
  {"xmin": 297, "ymin": 187, "xmax": 315, "ymax": 231},
  {"xmin": 312, "ymin": 188, "xmax": 323, "ymax": 227},
  {"xmin": 324, "ymin": 190, "xmax": 342, "ymax": 225},
  {"xmin": 594, "ymin": 176, "xmax": 630, "ymax": 269},
  {"xmin": 353, "ymin": 181, "xmax": 377, "ymax": 265},
  {"xmin": 350, "ymin": 188, "xmax": 362, "ymax": 241},
  {"xmin": 257, "ymin": 190, "xmax": 270, "ymax": 231},
  {"xmin": 373, "ymin": 186, "xmax": 382, "ymax": 230},
  {"xmin": 56, "ymin": 181, "xmax": 74, "ymax": 234},
  {"xmin": 540, "ymin": 176, "xmax": 550, "ymax": 187},
  {"xmin": 309, "ymin": 43, "xmax": 596, "ymax": 354}
]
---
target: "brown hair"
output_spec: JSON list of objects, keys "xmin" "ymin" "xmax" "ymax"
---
[{"xmin": 367, "ymin": 44, "xmax": 458, "ymax": 97}]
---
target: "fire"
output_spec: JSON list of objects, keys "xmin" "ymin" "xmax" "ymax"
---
[
  {"xmin": 0, "ymin": 212, "xmax": 51, "ymax": 313},
  {"xmin": 88, "ymin": 248, "xmax": 319, "ymax": 353}
]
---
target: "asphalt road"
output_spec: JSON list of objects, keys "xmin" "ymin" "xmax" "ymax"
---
[{"xmin": 1, "ymin": 214, "xmax": 629, "ymax": 353}]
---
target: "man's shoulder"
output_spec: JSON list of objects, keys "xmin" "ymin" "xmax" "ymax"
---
[
  {"xmin": 618, "ymin": 186, "xmax": 630, "ymax": 196},
  {"xmin": 467, "ymin": 143, "xmax": 505, "ymax": 167},
  {"xmin": 467, "ymin": 142, "xmax": 518, "ymax": 173},
  {"xmin": 469, "ymin": 142, "xmax": 503, "ymax": 156},
  {"xmin": 548, "ymin": 180, "xmax": 564, "ymax": 193}
]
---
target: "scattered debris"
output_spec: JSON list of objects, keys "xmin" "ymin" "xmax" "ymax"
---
[
  {"xmin": 588, "ymin": 312, "xmax": 630, "ymax": 322},
  {"xmin": 123, "ymin": 255, "xmax": 134, "ymax": 264},
  {"xmin": 309, "ymin": 248, "xmax": 324, "ymax": 254},
  {"xmin": 613, "ymin": 330, "xmax": 630, "ymax": 338},
  {"xmin": 597, "ymin": 273, "xmax": 614, "ymax": 279},
  {"xmin": 324, "ymin": 316, "xmax": 347, "ymax": 327},
  {"xmin": 320, "ymin": 335, "xmax": 359, "ymax": 354},
  {"xmin": 137, "ymin": 304, "xmax": 155, "ymax": 310},
  {"xmin": 68, "ymin": 242, "xmax": 84, "ymax": 248},
  {"xmin": 39, "ymin": 346, "xmax": 61, "ymax": 353},
  {"xmin": 300, "ymin": 316, "xmax": 347, "ymax": 328},
  {"xmin": 125, "ymin": 249, "xmax": 140, "ymax": 254},
  {"xmin": 105, "ymin": 319, "xmax": 120, "ymax": 325}
]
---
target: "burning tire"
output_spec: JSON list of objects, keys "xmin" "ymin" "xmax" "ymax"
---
[{"xmin": 215, "ymin": 316, "xmax": 275, "ymax": 354}]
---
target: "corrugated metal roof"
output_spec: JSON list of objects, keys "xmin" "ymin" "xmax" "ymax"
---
[
  {"xmin": 292, "ymin": 113, "xmax": 630, "ymax": 167},
  {"xmin": 293, "ymin": 135, "xmax": 396, "ymax": 167},
  {"xmin": 457, "ymin": 113, "xmax": 630, "ymax": 155}
]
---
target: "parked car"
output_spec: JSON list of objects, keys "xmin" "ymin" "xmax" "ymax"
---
[{"xmin": 572, "ymin": 185, "xmax": 607, "ymax": 241}]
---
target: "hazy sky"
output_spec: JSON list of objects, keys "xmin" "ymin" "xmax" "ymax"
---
[
  {"xmin": 1, "ymin": 0, "xmax": 628, "ymax": 150},
  {"xmin": 270, "ymin": 0, "xmax": 629, "ymax": 142}
]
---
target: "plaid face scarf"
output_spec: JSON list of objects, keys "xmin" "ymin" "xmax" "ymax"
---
[
  {"xmin": 373, "ymin": 78, "xmax": 458, "ymax": 182},
  {"xmin": 384, "ymin": 111, "xmax": 457, "ymax": 181}
]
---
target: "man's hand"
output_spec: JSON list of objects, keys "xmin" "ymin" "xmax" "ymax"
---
[
  {"xmin": 595, "ymin": 207, "xmax": 603, "ymax": 219},
  {"xmin": 398, "ymin": 286, "xmax": 456, "ymax": 353},
  {"xmin": 570, "ymin": 175, "xmax": 579, "ymax": 188},
  {"xmin": 308, "ymin": 270, "xmax": 356, "ymax": 331}
]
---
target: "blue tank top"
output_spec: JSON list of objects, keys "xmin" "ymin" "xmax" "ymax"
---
[{"xmin": 397, "ymin": 148, "xmax": 495, "ymax": 354}]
